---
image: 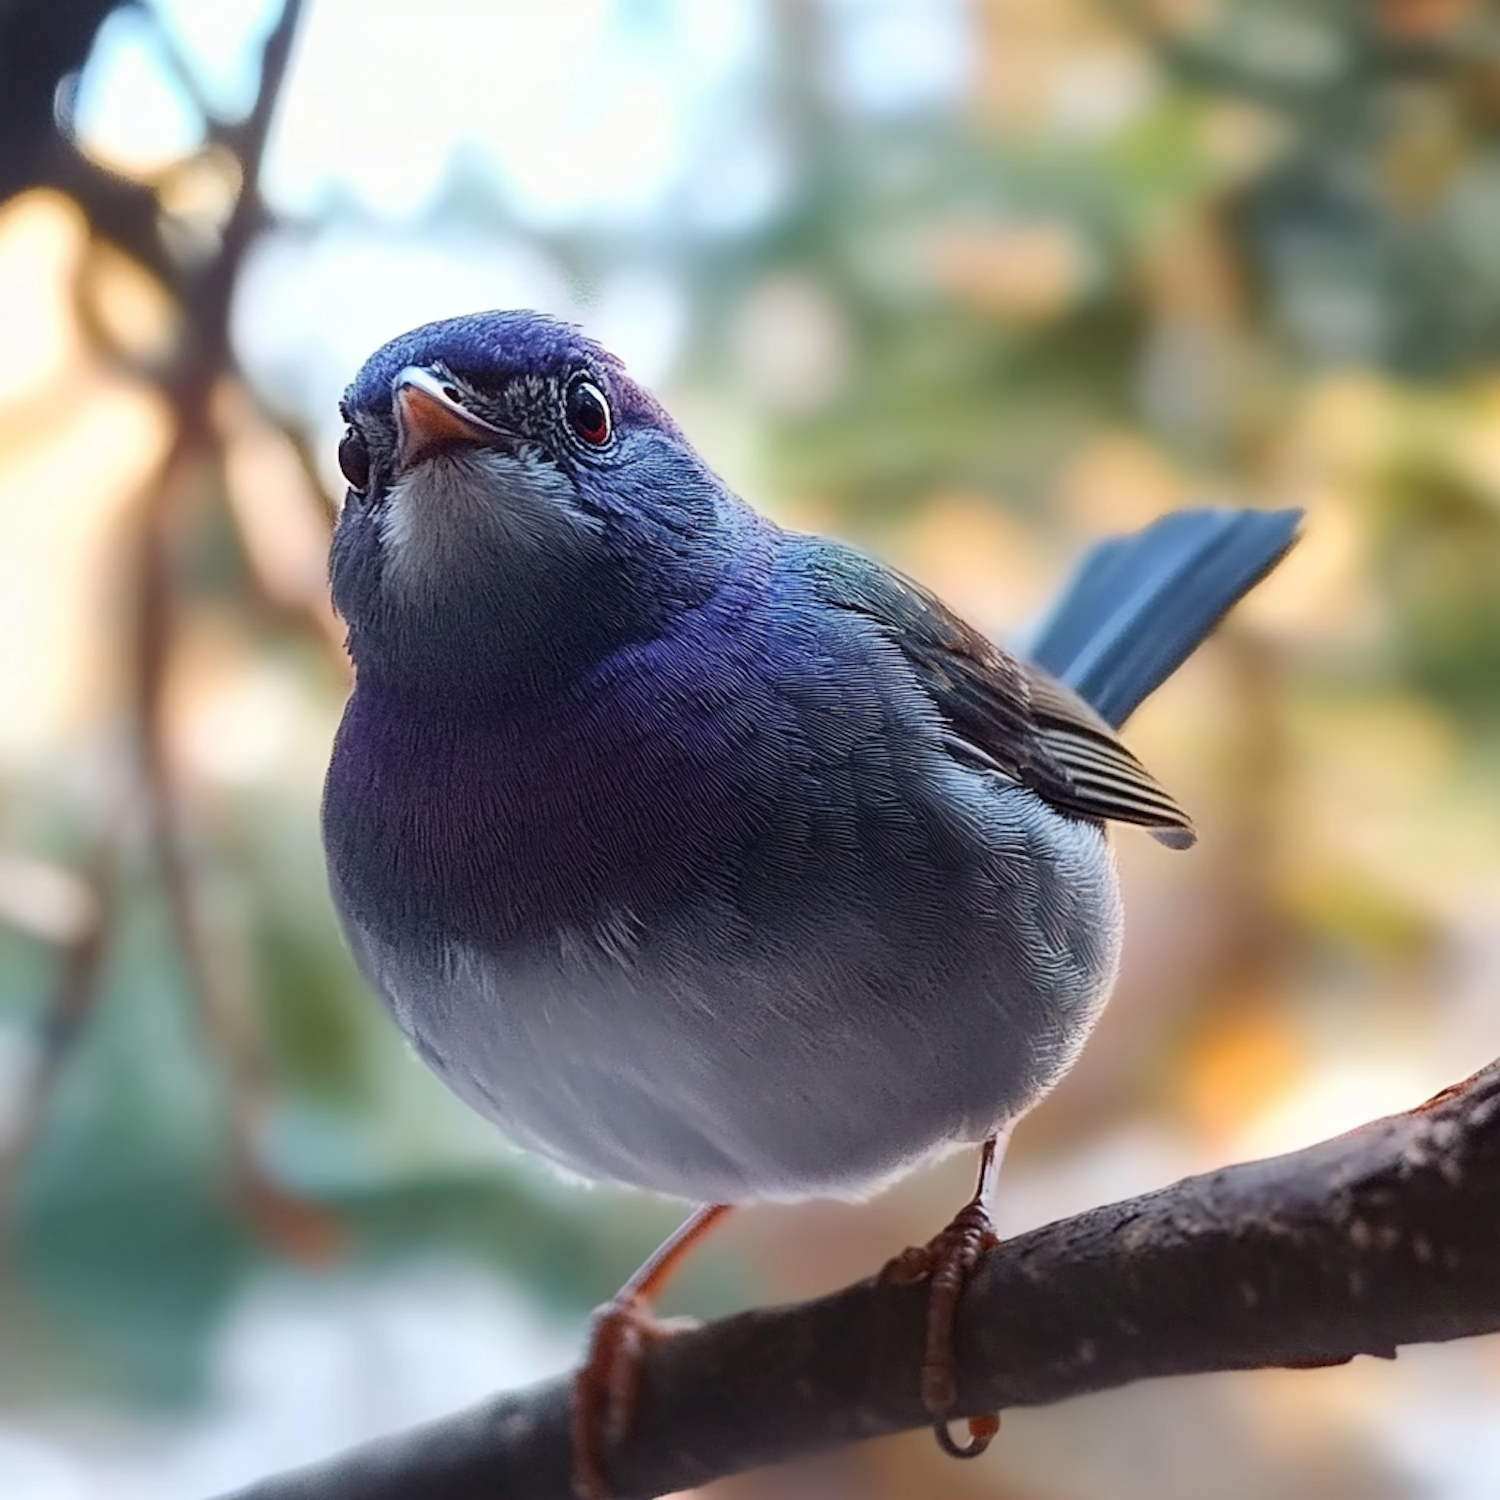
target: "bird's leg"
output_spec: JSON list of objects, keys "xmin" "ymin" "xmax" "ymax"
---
[
  {"xmin": 571, "ymin": 1202, "xmax": 732, "ymax": 1500},
  {"xmin": 881, "ymin": 1132, "xmax": 1008, "ymax": 1459}
]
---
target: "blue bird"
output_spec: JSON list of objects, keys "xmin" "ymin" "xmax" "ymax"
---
[{"xmin": 322, "ymin": 309, "xmax": 1300, "ymax": 1497}]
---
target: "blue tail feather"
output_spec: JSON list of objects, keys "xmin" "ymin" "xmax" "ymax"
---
[{"xmin": 1027, "ymin": 508, "xmax": 1301, "ymax": 729}]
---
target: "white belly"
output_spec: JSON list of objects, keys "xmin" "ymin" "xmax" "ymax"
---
[{"xmin": 350, "ymin": 788, "xmax": 1123, "ymax": 1204}]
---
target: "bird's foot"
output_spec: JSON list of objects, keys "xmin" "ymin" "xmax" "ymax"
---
[
  {"xmin": 881, "ymin": 1198, "xmax": 1002, "ymax": 1458},
  {"xmin": 570, "ymin": 1295, "xmax": 699, "ymax": 1500},
  {"xmin": 570, "ymin": 1203, "xmax": 730, "ymax": 1500},
  {"xmin": 571, "ymin": 1295, "xmax": 655, "ymax": 1500}
]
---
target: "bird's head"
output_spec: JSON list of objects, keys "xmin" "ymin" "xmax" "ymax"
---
[{"xmin": 331, "ymin": 310, "xmax": 739, "ymax": 707}]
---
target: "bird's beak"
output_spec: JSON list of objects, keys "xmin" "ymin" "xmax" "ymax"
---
[{"xmin": 392, "ymin": 366, "xmax": 508, "ymax": 468}]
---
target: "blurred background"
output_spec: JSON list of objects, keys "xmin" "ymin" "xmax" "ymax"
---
[{"xmin": 2, "ymin": 0, "xmax": 1500, "ymax": 1496}]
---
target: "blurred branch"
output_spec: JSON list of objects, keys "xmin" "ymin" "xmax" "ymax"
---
[
  {"xmin": 130, "ymin": 431, "xmax": 340, "ymax": 1262},
  {"xmin": 120, "ymin": 0, "xmax": 341, "ymax": 1260},
  {"xmin": 0, "ymin": 0, "xmax": 328, "ymax": 1254},
  {"xmin": 0, "ymin": 840, "xmax": 115, "ymax": 1240},
  {"xmin": 0, "ymin": 0, "xmax": 171, "ymax": 278},
  {"xmin": 246, "ymin": 386, "xmax": 340, "ymax": 522},
  {"xmin": 0, "ymin": 0, "xmax": 338, "ymax": 1244},
  {"xmin": 220, "ymin": 383, "xmax": 347, "ymax": 662},
  {"xmin": 218, "ymin": 1058, "xmax": 1500, "ymax": 1500},
  {"xmin": 143, "ymin": 5, "xmax": 220, "ymax": 131},
  {"xmin": 168, "ymin": 0, "xmax": 304, "ymax": 406}
]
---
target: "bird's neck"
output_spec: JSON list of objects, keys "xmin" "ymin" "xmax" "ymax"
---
[
  {"xmin": 346, "ymin": 494, "xmax": 771, "ymax": 717},
  {"xmin": 346, "ymin": 571, "xmax": 644, "ymax": 719}
]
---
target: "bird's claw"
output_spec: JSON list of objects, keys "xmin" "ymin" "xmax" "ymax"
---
[
  {"xmin": 569, "ymin": 1203, "xmax": 728, "ymax": 1499},
  {"xmin": 570, "ymin": 1296, "xmax": 672, "ymax": 1500},
  {"xmin": 880, "ymin": 1198, "xmax": 1002, "ymax": 1458}
]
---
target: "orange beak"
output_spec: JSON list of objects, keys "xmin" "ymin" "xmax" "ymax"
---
[{"xmin": 392, "ymin": 367, "xmax": 506, "ymax": 468}]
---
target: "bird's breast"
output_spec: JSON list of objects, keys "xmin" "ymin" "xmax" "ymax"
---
[{"xmin": 323, "ymin": 627, "xmax": 790, "ymax": 956}]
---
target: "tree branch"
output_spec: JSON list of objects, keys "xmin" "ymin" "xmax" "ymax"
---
[
  {"xmin": 215, "ymin": 1057, "xmax": 1500, "ymax": 1500},
  {"xmin": 0, "ymin": 838, "xmax": 115, "ymax": 1246}
]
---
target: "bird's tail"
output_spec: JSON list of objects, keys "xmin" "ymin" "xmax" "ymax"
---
[{"xmin": 1026, "ymin": 508, "xmax": 1301, "ymax": 730}]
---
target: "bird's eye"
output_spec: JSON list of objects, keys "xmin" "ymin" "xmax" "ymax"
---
[
  {"xmin": 338, "ymin": 427, "xmax": 370, "ymax": 491},
  {"xmin": 565, "ymin": 378, "xmax": 612, "ymax": 446}
]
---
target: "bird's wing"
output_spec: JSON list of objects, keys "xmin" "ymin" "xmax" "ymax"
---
[{"xmin": 797, "ymin": 538, "xmax": 1196, "ymax": 848}]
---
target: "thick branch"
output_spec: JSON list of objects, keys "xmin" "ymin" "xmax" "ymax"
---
[{"xmin": 217, "ymin": 1058, "xmax": 1500, "ymax": 1500}]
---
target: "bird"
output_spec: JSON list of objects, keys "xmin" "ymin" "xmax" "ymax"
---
[{"xmin": 320, "ymin": 308, "xmax": 1300, "ymax": 1498}]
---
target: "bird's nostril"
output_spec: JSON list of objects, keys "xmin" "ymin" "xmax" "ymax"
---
[{"xmin": 442, "ymin": 385, "xmax": 461, "ymax": 403}]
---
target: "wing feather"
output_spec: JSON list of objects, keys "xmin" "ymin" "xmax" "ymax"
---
[{"xmin": 798, "ymin": 537, "xmax": 1196, "ymax": 847}]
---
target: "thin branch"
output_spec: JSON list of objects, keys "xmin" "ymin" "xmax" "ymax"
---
[
  {"xmin": 215, "ymin": 1057, "xmax": 1500, "ymax": 1500},
  {"xmin": 230, "ymin": 383, "xmax": 350, "ymax": 663},
  {"xmin": 174, "ymin": 0, "xmax": 304, "ymax": 399},
  {"xmin": 118, "ymin": 0, "xmax": 336, "ymax": 1257},
  {"xmin": 143, "ymin": 5, "xmax": 221, "ymax": 132},
  {"xmin": 0, "ymin": 0, "xmax": 320, "ymax": 1246},
  {"xmin": 0, "ymin": 839, "xmax": 115, "ymax": 1243},
  {"xmin": 131, "ymin": 426, "xmax": 340, "ymax": 1264},
  {"xmin": 34, "ymin": 142, "xmax": 182, "ymax": 288}
]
